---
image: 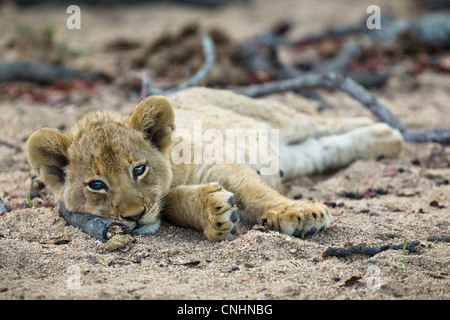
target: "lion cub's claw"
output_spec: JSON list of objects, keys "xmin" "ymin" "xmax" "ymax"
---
[
  {"xmin": 200, "ymin": 183, "xmax": 239, "ymax": 242},
  {"xmin": 264, "ymin": 201, "xmax": 332, "ymax": 239}
]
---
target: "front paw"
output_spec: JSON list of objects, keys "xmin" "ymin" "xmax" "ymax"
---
[
  {"xmin": 200, "ymin": 183, "xmax": 239, "ymax": 241},
  {"xmin": 264, "ymin": 201, "xmax": 332, "ymax": 238}
]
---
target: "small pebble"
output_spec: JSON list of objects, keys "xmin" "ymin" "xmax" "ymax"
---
[{"xmin": 0, "ymin": 197, "xmax": 10, "ymax": 216}]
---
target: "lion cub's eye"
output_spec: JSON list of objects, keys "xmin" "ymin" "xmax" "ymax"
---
[
  {"xmin": 88, "ymin": 180, "xmax": 107, "ymax": 191},
  {"xmin": 133, "ymin": 165, "xmax": 146, "ymax": 178}
]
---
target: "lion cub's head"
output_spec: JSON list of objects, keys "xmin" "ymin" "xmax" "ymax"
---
[{"xmin": 27, "ymin": 96, "xmax": 175, "ymax": 232}]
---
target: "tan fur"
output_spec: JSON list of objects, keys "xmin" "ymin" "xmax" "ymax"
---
[{"xmin": 27, "ymin": 87, "xmax": 403, "ymax": 241}]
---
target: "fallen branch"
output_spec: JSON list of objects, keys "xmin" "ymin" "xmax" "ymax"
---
[
  {"xmin": 239, "ymin": 72, "xmax": 405, "ymax": 131},
  {"xmin": 347, "ymin": 71, "xmax": 391, "ymax": 89},
  {"xmin": 323, "ymin": 240, "xmax": 420, "ymax": 258},
  {"xmin": 427, "ymin": 234, "xmax": 450, "ymax": 243},
  {"xmin": 240, "ymin": 25, "xmax": 392, "ymax": 116},
  {"xmin": 297, "ymin": 11, "xmax": 450, "ymax": 51},
  {"xmin": 403, "ymin": 128, "xmax": 450, "ymax": 144},
  {"xmin": 300, "ymin": 42, "xmax": 391, "ymax": 89},
  {"xmin": 318, "ymin": 42, "xmax": 363, "ymax": 75},
  {"xmin": 240, "ymin": 22, "xmax": 338, "ymax": 108},
  {"xmin": 242, "ymin": 23, "xmax": 390, "ymax": 88},
  {"xmin": 0, "ymin": 61, "xmax": 101, "ymax": 85},
  {"xmin": 294, "ymin": 19, "xmax": 366, "ymax": 45},
  {"xmin": 238, "ymin": 72, "xmax": 450, "ymax": 143},
  {"xmin": 59, "ymin": 202, "xmax": 130, "ymax": 242},
  {"xmin": 141, "ymin": 32, "xmax": 215, "ymax": 98},
  {"xmin": 368, "ymin": 12, "xmax": 450, "ymax": 51}
]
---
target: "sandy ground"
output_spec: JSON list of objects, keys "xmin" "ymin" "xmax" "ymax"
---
[{"xmin": 0, "ymin": 0, "xmax": 449, "ymax": 300}]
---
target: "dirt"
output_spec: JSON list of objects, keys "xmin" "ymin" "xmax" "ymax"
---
[{"xmin": 0, "ymin": 0, "xmax": 449, "ymax": 300}]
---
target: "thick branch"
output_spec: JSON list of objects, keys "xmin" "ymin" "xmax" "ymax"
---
[
  {"xmin": 239, "ymin": 72, "xmax": 406, "ymax": 132},
  {"xmin": 238, "ymin": 72, "xmax": 450, "ymax": 143},
  {"xmin": 59, "ymin": 202, "xmax": 130, "ymax": 242},
  {"xmin": 403, "ymin": 128, "xmax": 450, "ymax": 144}
]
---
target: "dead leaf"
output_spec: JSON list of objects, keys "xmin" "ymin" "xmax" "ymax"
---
[
  {"xmin": 422, "ymin": 147, "xmax": 450, "ymax": 169},
  {"xmin": 54, "ymin": 239, "xmax": 70, "ymax": 245},
  {"xmin": 39, "ymin": 238, "xmax": 70, "ymax": 245},
  {"xmin": 87, "ymin": 255, "xmax": 99, "ymax": 265},
  {"xmin": 39, "ymin": 199, "xmax": 53, "ymax": 208},
  {"xmin": 168, "ymin": 249, "xmax": 181, "ymax": 257},
  {"xmin": 396, "ymin": 188, "xmax": 419, "ymax": 197},
  {"xmin": 333, "ymin": 275, "xmax": 362, "ymax": 287},
  {"xmin": 382, "ymin": 164, "xmax": 398, "ymax": 177},
  {"xmin": 105, "ymin": 38, "xmax": 140, "ymax": 51},
  {"xmin": 430, "ymin": 200, "xmax": 446, "ymax": 209},
  {"xmin": 425, "ymin": 174, "xmax": 449, "ymax": 186},
  {"xmin": 177, "ymin": 261, "xmax": 201, "ymax": 267},
  {"xmin": 436, "ymin": 55, "xmax": 450, "ymax": 73}
]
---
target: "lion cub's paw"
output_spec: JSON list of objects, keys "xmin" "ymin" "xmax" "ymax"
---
[
  {"xmin": 352, "ymin": 123, "xmax": 403, "ymax": 158},
  {"xmin": 200, "ymin": 182, "xmax": 239, "ymax": 242},
  {"xmin": 264, "ymin": 201, "xmax": 332, "ymax": 239}
]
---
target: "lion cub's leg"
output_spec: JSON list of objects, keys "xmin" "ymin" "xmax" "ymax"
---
[
  {"xmin": 281, "ymin": 115, "xmax": 375, "ymax": 144},
  {"xmin": 192, "ymin": 164, "xmax": 332, "ymax": 239},
  {"xmin": 171, "ymin": 87, "xmax": 373, "ymax": 143},
  {"xmin": 163, "ymin": 183, "xmax": 239, "ymax": 241},
  {"xmin": 280, "ymin": 122, "xmax": 403, "ymax": 177}
]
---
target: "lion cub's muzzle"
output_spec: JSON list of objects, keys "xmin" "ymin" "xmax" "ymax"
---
[
  {"xmin": 118, "ymin": 202, "xmax": 161, "ymax": 233},
  {"xmin": 120, "ymin": 207, "xmax": 146, "ymax": 223}
]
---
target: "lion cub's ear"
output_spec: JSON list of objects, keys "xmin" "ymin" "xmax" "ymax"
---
[
  {"xmin": 27, "ymin": 128, "xmax": 72, "ymax": 194},
  {"xmin": 128, "ymin": 96, "xmax": 176, "ymax": 155}
]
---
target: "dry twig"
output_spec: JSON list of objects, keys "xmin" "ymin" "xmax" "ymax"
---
[
  {"xmin": 0, "ymin": 61, "xmax": 100, "ymax": 85},
  {"xmin": 141, "ymin": 33, "xmax": 215, "ymax": 98},
  {"xmin": 323, "ymin": 240, "xmax": 420, "ymax": 258}
]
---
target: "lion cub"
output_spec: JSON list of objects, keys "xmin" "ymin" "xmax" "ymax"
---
[{"xmin": 27, "ymin": 87, "xmax": 402, "ymax": 241}]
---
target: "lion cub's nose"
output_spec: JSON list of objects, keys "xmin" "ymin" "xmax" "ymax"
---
[{"xmin": 121, "ymin": 208, "xmax": 146, "ymax": 222}]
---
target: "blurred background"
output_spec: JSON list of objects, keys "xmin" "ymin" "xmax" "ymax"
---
[{"xmin": 0, "ymin": 0, "xmax": 449, "ymax": 97}]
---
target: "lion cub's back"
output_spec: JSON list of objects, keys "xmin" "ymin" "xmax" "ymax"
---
[{"xmin": 169, "ymin": 89, "xmax": 269, "ymax": 134}]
